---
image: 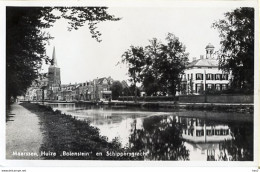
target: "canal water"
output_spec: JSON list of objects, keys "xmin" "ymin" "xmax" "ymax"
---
[{"xmin": 46, "ymin": 103, "xmax": 253, "ymax": 161}]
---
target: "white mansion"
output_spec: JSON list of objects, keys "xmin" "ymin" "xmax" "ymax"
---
[{"xmin": 179, "ymin": 43, "xmax": 232, "ymax": 95}]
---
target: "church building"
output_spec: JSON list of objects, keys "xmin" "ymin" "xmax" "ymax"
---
[{"xmin": 47, "ymin": 47, "xmax": 61, "ymax": 100}]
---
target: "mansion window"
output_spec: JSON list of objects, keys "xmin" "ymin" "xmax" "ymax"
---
[
  {"xmin": 206, "ymin": 129, "xmax": 214, "ymax": 136},
  {"xmin": 214, "ymin": 129, "xmax": 229, "ymax": 136},
  {"xmin": 215, "ymin": 74, "xmax": 222, "ymax": 80},
  {"xmin": 188, "ymin": 74, "xmax": 189, "ymax": 80},
  {"xmin": 196, "ymin": 73, "xmax": 203, "ymax": 80},
  {"xmin": 191, "ymin": 74, "xmax": 193, "ymax": 80},
  {"xmin": 206, "ymin": 73, "xmax": 213, "ymax": 80},
  {"xmin": 195, "ymin": 83, "xmax": 203, "ymax": 93},
  {"xmin": 206, "ymin": 84, "xmax": 214, "ymax": 89},
  {"xmin": 222, "ymin": 84, "xmax": 228, "ymax": 90},
  {"xmin": 195, "ymin": 119, "xmax": 203, "ymax": 126},
  {"xmin": 183, "ymin": 74, "xmax": 186, "ymax": 80},
  {"xmin": 215, "ymin": 84, "xmax": 221, "ymax": 91},
  {"xmin": 205, "ymin": 84, "xmax": 228, "ymax": 91},
  {"xmin": 196, "ymin": 130, "xmax": 204, "ymax": 136},
  {"xmin": 222, "ymin": 74, "xmax": 229, "ymax": 80}
]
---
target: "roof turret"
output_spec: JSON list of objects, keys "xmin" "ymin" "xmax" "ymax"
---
[{"xmin": 205, "ymin": 43, "xmax": 215, "ymax": 49}]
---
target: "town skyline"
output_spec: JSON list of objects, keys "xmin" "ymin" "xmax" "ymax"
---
[{"xmin": 40, "ymin": 6, "xmax": 238, "ymax": 84}]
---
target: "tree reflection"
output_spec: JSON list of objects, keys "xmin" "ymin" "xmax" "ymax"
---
[
  {"xmin": 219, "ymin": 122, "xmax": 253, "ymax": 161},
  {"xmin": 128, "ymin": 116, "xmax": 189, "ymax": 160}
]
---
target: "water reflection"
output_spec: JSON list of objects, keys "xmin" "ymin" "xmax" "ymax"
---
[
  {"xmin": 178, "ymin": 115, "xmax": 233, "ymax": 161},
  {"xmin": 128, "ymin": 116, "xmax": 189, "ymax": 160},
  {"xmin": 220, "ymin": 122, "xmax": 253, "ymax": 161},
  {"xmin": 46, "ymin": 103, "xmax": 253, "ymax": 161}
]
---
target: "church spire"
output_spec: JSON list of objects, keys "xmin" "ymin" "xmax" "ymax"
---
[{"xmin": 52, "ymin": 46, "xmax": 57, "ymax": 66}]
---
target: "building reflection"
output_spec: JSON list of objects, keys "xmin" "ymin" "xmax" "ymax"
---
[{"xmin": 176, "ymin": 115, "xmax": 233, "ymax": 161}]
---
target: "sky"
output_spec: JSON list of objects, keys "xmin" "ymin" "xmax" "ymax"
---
[{"xmin": 41, "ymin": 6, "xmax": 237, "ymax": 85}]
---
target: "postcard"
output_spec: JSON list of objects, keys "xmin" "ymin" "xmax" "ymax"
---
[{"xmin": 0, "ymin": 0, "xmax": 258, "ymax": 168}]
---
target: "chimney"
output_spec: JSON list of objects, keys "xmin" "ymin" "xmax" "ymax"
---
[
  {"xmin": 193, "ymin": 57, "xmax": 196, "ymax": 61},
  {"xmin": 200, "ymin": 55, "xmax": 204, "ymax": 59}
]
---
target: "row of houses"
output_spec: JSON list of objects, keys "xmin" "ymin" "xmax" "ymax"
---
[{"xmin": 25, "ymin": 77, "xmax": 114, "ymax": 102}]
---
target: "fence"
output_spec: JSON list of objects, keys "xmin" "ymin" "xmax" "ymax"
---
[
  {"xmin": 118, "ymin": 95, "xmax": 253, "ymax": 103},
  {"xmin": 178, "ymin": 95, "xmax": 253, "ymax": 103},
  {"xmin": 118, "ymin": 96, "xmax": 179, "ymax": 102}
]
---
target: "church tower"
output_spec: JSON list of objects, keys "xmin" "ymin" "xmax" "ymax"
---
[{"xmin": 48, "ymin": 47, "xmax": 61, "ymax": 88}]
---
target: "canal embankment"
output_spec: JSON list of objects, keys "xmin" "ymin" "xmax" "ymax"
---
[
  {"xmin": 21, "ymin": 94, "xmax": 254, "ymax": 113},
  {"xmin": 23, "ymin": 100, "xmax": 254, "ymax": 113},
  {"xmin": 111, "ymin": 94, "xmax": 254, "ymax": 113},
  {"xmin": 108, "ymin": 101, "xmax": 253, "ymax": 113},
  {"xmin": 19, "ymin": 102, "xmax": 137, "ymax": 160}
]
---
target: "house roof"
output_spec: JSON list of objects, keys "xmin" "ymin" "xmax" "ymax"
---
[
  {"xmin": 96, "ymin": 77, "xmax": 113, "ymax": 85},
  {"xmin": 187, "ymin": 58, "xmax": 218, "ymax": 68},
  {"xmin": 121, "ymin": 80, "xmax": 129, "ymax": 88}
]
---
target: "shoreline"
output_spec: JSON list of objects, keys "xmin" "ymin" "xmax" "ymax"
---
[{"xmin": 20, "ymin": 100, "xmax": 254, "ymax": 113}]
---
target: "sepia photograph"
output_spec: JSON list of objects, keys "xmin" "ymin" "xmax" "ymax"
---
[{"xmin": 1, "ymin": 0, "xmax": 258, "ymax": 167}]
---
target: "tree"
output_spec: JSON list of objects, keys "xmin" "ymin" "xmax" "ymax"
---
[
  {"xmin": 6, "ymin": 7, "xmax": 119, "ymax": 104},
  {"xmin": 121, "ymin": 46, "xmax": 146, "ymax": 102},
  {"xmin": 120, "ymin": 34, "xmax": 189, "ymax": 97},
  {"xmin": 212, "ymin": 7, "xmax": 254, "ymax": 92},
  {"xmin": 157, "ymin": 33, "xmax": 189, "ymax": 95},
  {"xmin": 142, "ymin": 38, "xmax": 161, "ymax": 96},
  {"xmin": 142, "ymin": 71, "xmax": 159, "ymax": 96},
  {"xmin": 110, "ymin": 81, "xmax": 123, "ymax": 100}
]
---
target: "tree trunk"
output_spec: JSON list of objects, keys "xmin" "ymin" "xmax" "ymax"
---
[{"xmin": 134, "ymin": 82, "xmax": 137, "ymax": 103}]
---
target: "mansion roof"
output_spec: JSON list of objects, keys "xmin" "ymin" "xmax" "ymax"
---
[{"xmin": 187, "ymin": 58, "xmax": 219, "ymax": 68}]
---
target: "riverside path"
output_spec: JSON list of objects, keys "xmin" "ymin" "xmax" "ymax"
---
[{"xmin": 6, "ymin": 103, "xmax": 43, "ymax": 160}]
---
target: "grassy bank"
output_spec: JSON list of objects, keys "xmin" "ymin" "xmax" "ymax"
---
[{"xmin": 20, "ymin": 103, "xmax": 136, "ymax": 160}]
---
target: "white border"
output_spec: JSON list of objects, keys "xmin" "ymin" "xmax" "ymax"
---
[{"xmin": 0, "ymin": 0, "xmax": 259, "ymax": 168}]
